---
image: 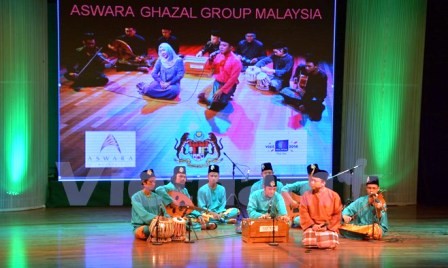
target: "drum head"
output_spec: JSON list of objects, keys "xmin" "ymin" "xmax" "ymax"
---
[{"xmin": 107, "ymin": 39, "xmax": 135, "ymax": 60}]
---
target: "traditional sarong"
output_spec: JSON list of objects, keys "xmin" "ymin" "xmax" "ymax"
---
[{"xmin": 302, "ymin": 228, "xmax": 339, "ymax": 249}]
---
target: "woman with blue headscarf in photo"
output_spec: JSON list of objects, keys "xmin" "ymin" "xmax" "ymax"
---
[{"xmin": 137, "ymin": 42, "xmax": 185, "ymax": 100}]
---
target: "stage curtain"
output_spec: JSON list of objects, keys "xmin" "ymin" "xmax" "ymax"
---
[
  {"xmin": 340, "ymin": 0, "xmax": 427, "ymax": 205},
  {"xmin": 0, "ymin": 0, "xmax": 48, "ymax": 210}
]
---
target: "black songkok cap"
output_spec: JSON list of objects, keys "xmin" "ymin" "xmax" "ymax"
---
[{"xmin": 261, "ymin": 162, "xmax": 273, "ymax": 172}]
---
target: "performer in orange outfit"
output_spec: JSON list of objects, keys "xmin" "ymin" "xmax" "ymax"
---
[{"xmin": 299, "ymin": 170, "xmax": 343, "ymax": 249}]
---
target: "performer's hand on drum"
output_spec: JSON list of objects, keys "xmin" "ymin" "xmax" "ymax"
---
[
  {"xmin": 250, "ymin": 58, "xmax": 258, "ymax": 64},
  {"xmin": 343, "ymin": 215, "xmax": 352, "ymax": 224},
  {"xmin": 260, "ymin": 66, "xmax": 275, "ymax": 75}
]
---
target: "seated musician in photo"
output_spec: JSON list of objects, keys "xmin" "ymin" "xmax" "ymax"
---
[
  {"xmin": 254, "ymin": 42, "xmax": 294, "ymax": 91},
  {"xmin": 155, "ymin": 166, "xmax": 209, "ymax": 230},
  {"xmin": 235, "ymin": 31, "xmax": 267, "ymax": 72},
  {"xmin": 340, "ymin": 176, "xmax": 389, "ymax": 240},
  {"xmin": 279, "ymin": 53, "xmax": 328, "ymax": 121},
  {"xmin": 300, "ymin": 170, "xmax": 343, "ymax": 249},
  {"xmin": 63, "ymin": 32, "xmax": 112, "ymax": 91},
  {"xmin": 197, "ymin": 37, "xmax": 242, "ymax": 111},
  {"xmin": 155, "ymin": 25, "xmax": 180, "ymax": 55},
  {"xmin": 113, "ymin": 26, "xmax": 151, "ymax": 73},
  {"xmin": 281, "ymin": 164, "xmax": 316, "ymax": 227},
  {"xmin": 250, "ymin": 162, "xmax": 284, "ymax": 194},
  {"xmin": 195, "ymin": 30, "xmax": 221, "ymax": 57},
  {"xmin": 131, "ymin": 169, "xmax": 170, "ymax": 240},
  {"xmin": 136, "ymin": 43, "xmax": 185, "ymax": 100},
  {"xmin": 247, "ymin": 175, "xmax": 289, "ymax": 222},
  {"xmin": 197, "ymin": 165, "xmax": 240, "ymax": 225}
]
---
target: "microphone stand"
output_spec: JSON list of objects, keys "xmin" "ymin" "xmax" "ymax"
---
[
  {"xmin": 152, "ymin": 215, "xmax": 162, "ymax": 245},
  {"xmin": 328, "ymin": 164, "xmax": 360, "ymax": 205},
  {"xmin": 183, "ymin": 210, "xmax": 197, "ymax": 243},
  {"xmin": 268, "ymin": 203, "xmax": 278, "ymax": 246},
  {"xmin": 223, "ymin": 152, "xmax": 246, "ymax": 181},
  {"xmin": 223, "ymin": 152, "xmax": 249, "ymax": 219},
  {"xmin": 152, "ymin": 198, "xmax": 164, "ymax": 245}
]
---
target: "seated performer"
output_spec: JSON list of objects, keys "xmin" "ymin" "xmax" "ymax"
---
[
  {"xmin": 195, "ymin": 30, "xmax": 221, "ymax": 57},
  {"xmin": 155, "ymin": 166, "xmax": 213, "ymax": 230},
  {"xmin": 247, "ymin": 175, "xmax": 289, "ymax": 222},
  {"xmin": 64, "ymin": 32, "xmax": 113, "ymax": 91},
  {"xmin": 155, "ymin": 25, "xmax": 180, "ymax": 55},
  {"xmin": 136, "ymin": 43, "xmax": 185, "ymax": 100},
  {"xmin": 255, "ymin": 42, "xmax": 294, "ymax": 91},
  {"xmin": 300, "ymin": 170, "xmax": 343, "ymax": 249},
  {"xmin": 131, "ymin": 169, "xmax": 170, "ymax": 240},
  {"xmin": 281, "ymin": 164, "xmax": 315, "ymax": 227},
  {"xmin": 197, "ymin": 165, "xmax": 240, "ymax": 224},
  {"xmin": 235, "ymin": 31, "xmax": 266, "ymax": 72},
  {"xmin": 197, "ymin": 37, "xmax": 242, "ymax": 111},
  {"xmin": 250, "ymin": 162, "xmax": 284, "ymax": 194},
  {"xmin": 279, "ymin": 53, "xmax": 328, "ymax": 121},
  {"xmin": 340, "ymin": 176, "xmax": 388, "ymax": 240},
  {"xmin": 112, "ymin": 26, "xmax": 151, "ymax": 73}
]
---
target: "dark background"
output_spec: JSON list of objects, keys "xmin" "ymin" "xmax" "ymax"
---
[{"xmin": 418, "ymin": 0, "xmax": 448, "ymax": 206}]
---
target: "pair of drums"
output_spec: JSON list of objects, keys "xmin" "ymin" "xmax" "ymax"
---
[
  {"xmin": 246, "ymin": 66, "xmax": 271, "ymax": 91},
  {"xmin": 148, "ymin": 217, "xmax": 187, "ymax": 243}
]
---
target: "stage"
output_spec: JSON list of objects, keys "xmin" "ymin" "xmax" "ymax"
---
[{"xmin": 1, "ymin": 205, "xmax": 447, "ymax": 267}]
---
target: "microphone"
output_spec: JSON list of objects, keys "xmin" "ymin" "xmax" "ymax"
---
[
  {"xmin": 159, "ymin": 203, "xmax": 164, "ymax": 217},
  {"xmin": 245, "ymin": 169, "xmax": 250, "ymax": 181},
  {"xmin": 267, "ymin": 201, "xmax": 272, "ymax": 215}
]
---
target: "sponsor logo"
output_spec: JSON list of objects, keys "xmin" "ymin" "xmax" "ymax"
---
[
  {"xmin": 174, "ymin": 131, "xmax": 223, "ymax": 167},
  {"xmin": 265, "ymin": 140, "xmax": 300, "ymax": 153}
]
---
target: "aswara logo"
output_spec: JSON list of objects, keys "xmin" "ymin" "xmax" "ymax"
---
[{"xmin": 85, "ymin": 131, "xmax": 135, "ymax": 168}]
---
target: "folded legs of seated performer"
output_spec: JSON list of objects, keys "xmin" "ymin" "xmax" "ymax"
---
[
  {"xmin": 279, "ymin": 87, "xmax": 325, "ymax": 121},
  {"xmin": 64, "ymin": 72, "xmax": 109, "ymax": 91},
  {"xmin": 198, "ymin": 81, "xmax": 237, "ymax": 111},
  {"xmin": 202, "ymin": 208, "xmax": 240, "ymax": 225}
]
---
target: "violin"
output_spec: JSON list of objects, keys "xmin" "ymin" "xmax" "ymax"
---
[{"xmin": 369, "ymin": 191, "xmax": 387, "ymax": 218}]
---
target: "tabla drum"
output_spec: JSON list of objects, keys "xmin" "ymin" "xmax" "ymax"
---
[
  {"xmin": 149, "ymin": 217, "xmax": 174, "ymax": 243},
  {"xmin": 256, "ymin": 72, "xmax": 271, "ymax": 91},
  {"xmin": 172, "ymin": 217, "xmax": 187, "ymax": 242},
  {"xmin": 245, "ymin": 66, "xmax": 261, "ymax": 85}
]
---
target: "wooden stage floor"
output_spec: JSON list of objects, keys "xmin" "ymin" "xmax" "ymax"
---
[{"xmin": 1, "ymin": 205, "xmax": 448, "ymax": 267}]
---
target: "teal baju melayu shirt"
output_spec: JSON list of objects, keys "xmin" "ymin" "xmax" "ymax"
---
[{"xmin": 247, "ymin": 189, "xmax": 287, "ymax": 218}]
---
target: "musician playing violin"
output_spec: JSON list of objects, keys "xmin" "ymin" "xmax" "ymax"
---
[
  {"xmin": 64, "ymin": 32, "xmax": 112, "ymax": 91},
  {"xmin": 341, "ymin": 176, "xmax": 389, "ymax": 240},
  {"xmin": 197, "ymin": 165, "xmax": 240, "ymax": 226}
]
